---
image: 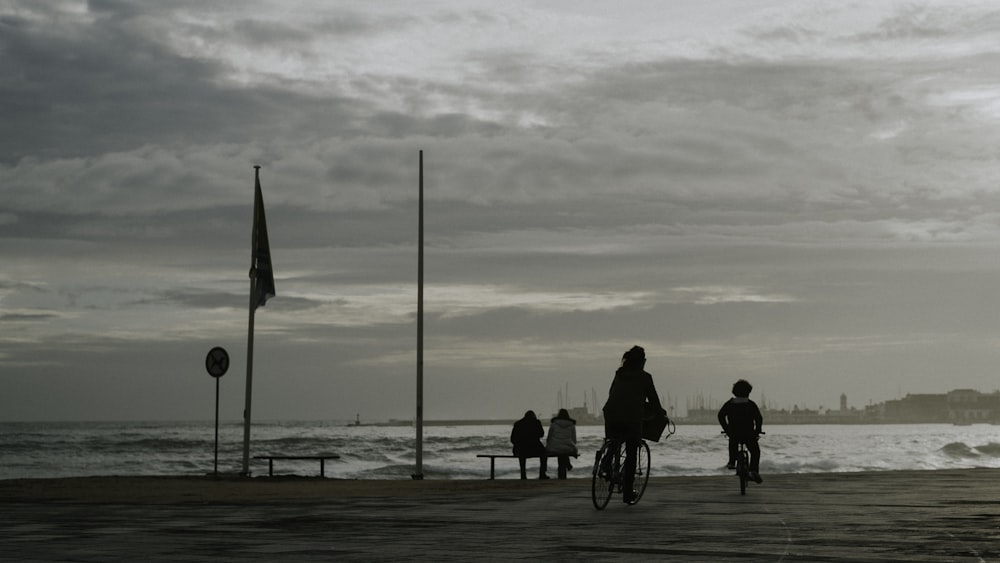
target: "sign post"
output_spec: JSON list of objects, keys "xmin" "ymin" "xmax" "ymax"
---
[{"xmin": 205, "ymin": 346, "xmax": 230, "ymax": 475}]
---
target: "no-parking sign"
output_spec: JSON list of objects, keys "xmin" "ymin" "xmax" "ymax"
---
[{"xmin": 205, "ymin": 347, "xmax": 230, "ymax": 378}]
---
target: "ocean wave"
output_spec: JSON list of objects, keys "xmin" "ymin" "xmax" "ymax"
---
[
  {"xmin": 941, "ymin": 442, "xmax": 980, "ymax": 458},
  {"xmin": 973, "ymin": 442, "xmax": 1000, "ymax": 457},
  {"xmin": 6, "ymin": 422, "xmax": 1000, "ymax": 480},
  {"xmin": 763, "ymin": 458, "xmax": 842, "ymax": 473},
  {"xmin": 107, "ymin": 437, "xmax": 211, "ymax": 450}
]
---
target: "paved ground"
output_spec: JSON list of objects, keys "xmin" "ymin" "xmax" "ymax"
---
[{"xmin": 1, "ymin": 469, "xmax": 999, "ymax": 561}]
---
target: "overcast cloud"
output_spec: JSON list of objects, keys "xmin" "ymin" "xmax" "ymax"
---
[{"xmin": 3, "ymin": 0, "xmax": 1000, "ymax": 421}]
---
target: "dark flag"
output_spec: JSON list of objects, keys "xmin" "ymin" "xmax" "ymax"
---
[{"xmin": 252, "ymin": 167, "xmax": 276, "ymax": 309}]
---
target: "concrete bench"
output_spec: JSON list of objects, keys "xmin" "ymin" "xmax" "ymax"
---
[
  {"xmin": 253, "ymin": 454, "xmax": 340, "ymax": 477},
  {"xmin": 476, "ymin": 453, "xmax": 579, "ymax": 480}
]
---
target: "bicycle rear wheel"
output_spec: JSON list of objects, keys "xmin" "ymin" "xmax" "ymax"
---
[
  {"xmin": 632, "ymin": 440, "xmax": 652, "ymax": 502},
  {"xmin": 738, "ymin": 451, "xmax": 749, "ymax": 495},
  {"xmin": 591, "ymin": 441, "xmax": 614, "ymax": 510}
]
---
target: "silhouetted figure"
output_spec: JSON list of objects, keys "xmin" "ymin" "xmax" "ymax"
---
[
  {"xmin": 602, "ymin": 345, "xmax": 666, "ymax": 503},
  {"xmin": 511, "ymin": 410, "xmax": 549, "ymax": 479},
  {"xmin": 718, "ymin": 379, "xmax": 764, "ymax": 483},
  {"xmin": 546, "ymin": 408, "xmax": 578, "ymax": 479}
]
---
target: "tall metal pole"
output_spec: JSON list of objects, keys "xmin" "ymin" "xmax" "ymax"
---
[
  {"xmin": 241, "ymin": 273, "xmax": 256, "ymax": 475},
  {"xmin": 214, "ymin": 377, "xmax": 220, "ymax": 475},
  {"xmin": 413, "ymin": 150, "xmax": 424, "ymax": 480},
  {"xmin": 241, "ymin": 293, "xmax": 256, "ymax": 475},
  {"xmin": 241, "ymin": 165, "xmax": 260, "ymax": 476}
]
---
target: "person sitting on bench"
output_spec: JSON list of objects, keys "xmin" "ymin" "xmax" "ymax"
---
[
  {"xmin": 510, "ymin": 410, "xmax": 549, "ymax": 480},
  {"xmin": 546, "ymin": 408, "xmax": 578, "ymax": 479}
]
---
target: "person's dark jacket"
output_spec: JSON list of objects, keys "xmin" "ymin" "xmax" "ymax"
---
[
  {"xmin": 511, "ymin": 414, "xmax": 546, "ymax": 457},
  {"xmin": 718, "ymin": 397, "xmax": 763, "ymax": 440},
  {"xmin": 602, "ymin": 367, "xmax": 664, "ymax": 426}
]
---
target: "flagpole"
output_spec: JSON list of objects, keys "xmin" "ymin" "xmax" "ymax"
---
[
  {"xmin": 241, "ymin": 165, "xmax": 261, "ymax": 476},
  {"xmin": 413, "ymin": 150, "xmax": 424, "ymax": 480},
  {"xmin": 241, "ymin": 277, "xmax": 256, "ymax": 475}
]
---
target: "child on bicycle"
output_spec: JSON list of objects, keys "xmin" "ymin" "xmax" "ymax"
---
[{"xmin": 718, "ymin": 379, "xmax": 764, "ymax": 483}]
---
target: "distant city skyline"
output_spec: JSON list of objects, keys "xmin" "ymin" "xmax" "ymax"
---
[
  {"xmin": 4, "ymin": 1, "xmax": 1000, "ymax": 421},
  {"xmin": 565, "ymin": 384, "xmax": 1000, "ymax": 420}
]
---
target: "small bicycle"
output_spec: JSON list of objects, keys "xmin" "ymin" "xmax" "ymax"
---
[
  {"xmin": 592, "ymin": 420, "xmax": 676, "ymax": 509},
  {"xmin": 725, "ymin": 431, "xmax": 764, "ymax": 495}
]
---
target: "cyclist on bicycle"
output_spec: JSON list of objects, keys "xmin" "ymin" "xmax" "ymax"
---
[
  {"xmin": 718, "ymin": 379, "xmax": 764, "ymax": 483},
  {"xmin": 602, "ymin": 345, "xmax": 667, "ymax": 504}
]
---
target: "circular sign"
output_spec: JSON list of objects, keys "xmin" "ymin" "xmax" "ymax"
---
[{"xmin": 205, "ymin": 347, "xmax": 230, "ymax": 378}]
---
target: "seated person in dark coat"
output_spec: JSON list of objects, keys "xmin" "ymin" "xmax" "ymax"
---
[{"xmin": 510, "ymin": 410, "xmax": 549, "ymax": 480}]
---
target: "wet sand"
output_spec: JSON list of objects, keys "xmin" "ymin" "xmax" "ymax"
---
[{"xmin": 1, "ymin": 469, "xmax": 998, "ymax": 561}]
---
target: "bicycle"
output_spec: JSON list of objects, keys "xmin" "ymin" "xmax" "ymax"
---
[
  {"xmin": 592, "ymin": 419, "xmax": 675, "ymax": 509},
  {"xmin": 724, "ymin": 431, "xmax": 764, "ymax": 495}
]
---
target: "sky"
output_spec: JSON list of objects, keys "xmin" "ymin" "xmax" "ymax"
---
[{"xmin": 3, "ymin": 0, "xmax": 1000, "ymax": 422}]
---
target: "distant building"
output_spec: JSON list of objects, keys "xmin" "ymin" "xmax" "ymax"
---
[
  {"xmin": 822, "ymin": 393, "xmax": 863, "ymax": 422},
  {"xmin": 564, "ymin": 405, "xmax": 603, "ymax": 425},
  {"xmin": 881, "ymin": 390, "xmax": 1000, "ymax": 424},
  {"xmin": 883, "ymin": 393, "xmax": 950, "ymax": 423},
  {"xmin": 947, "ymin": 389, "xmax": 1000, "ymax": 423}
]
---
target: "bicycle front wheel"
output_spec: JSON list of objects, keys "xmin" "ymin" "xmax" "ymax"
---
[
  {"xmin": 591, "ymin": 442, "xmax": 614, "ymax": 510},
  {"xmin": 633, "ymin": 440, "xmax": 651, "ymax": 502}
]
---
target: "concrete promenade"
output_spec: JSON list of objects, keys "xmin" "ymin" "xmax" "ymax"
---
[{"xmin": 1, "ymin": 469, "xmax": 998, "ymax": 561}]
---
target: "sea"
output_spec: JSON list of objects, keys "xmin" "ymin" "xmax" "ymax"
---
[{"xmin": 2, "ymin": 421, "xmax": 1000, "ymax": 481}]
